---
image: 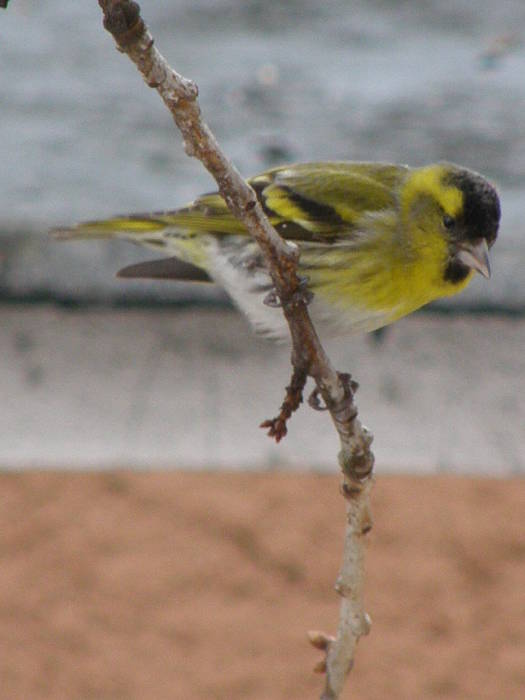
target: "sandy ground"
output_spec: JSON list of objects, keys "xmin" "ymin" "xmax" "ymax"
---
[{"xmin": 1, "ymin": 472, "xmax": 524, "ymax": 700}]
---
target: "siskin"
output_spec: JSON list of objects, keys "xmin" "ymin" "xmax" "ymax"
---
[{"xmin": 53, "ymin": 161, "xmax": 500, "ymax": 339}]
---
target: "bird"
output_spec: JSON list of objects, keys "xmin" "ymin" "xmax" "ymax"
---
[{"xmin": 52, "ymin": 161, "xmax": 500, "ymax": 340}]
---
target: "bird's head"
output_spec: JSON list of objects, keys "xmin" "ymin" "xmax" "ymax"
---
[
  {"xmin": 440, "ymin": 165, "xmax": 500, "ymax": 282},
  {"xmin": 402, "ymin": 163, "xmax": 500, "ymax": 284}
]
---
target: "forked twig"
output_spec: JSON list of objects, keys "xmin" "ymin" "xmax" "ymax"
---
[{"xmin": 97, "ymin": 2, "xmax": 375, "ymax": 696}]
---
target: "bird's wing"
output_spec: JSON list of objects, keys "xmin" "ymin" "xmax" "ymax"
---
[
  {"xmin": 174, "ymin": 162, "xmax": 404, "ymax": 244},
  {"xmin": 250, "ymin": 161, "xmax": 405, "ymax": 242},
  {"xmin": 51, "ymin": 162, "xmax": 406, "ymax": 247}
]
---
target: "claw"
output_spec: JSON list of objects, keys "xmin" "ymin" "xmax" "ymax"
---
[
  {"xmin": 294, "ymin": 276, "xmax": 314, "ymax": 306},
  {"xmin": 308, "ymin": 373, "xmax": 358, "ymax": 413},
  {"xmin": 263, "ymin": 289, "xmax": 282, "ymax": 308},
  {"xmin": 308, "ymin": 387, "xmax": 328, "ymax": 411},
  {"xmin": 263, "ymin": 278, "xmax": 313, "ymax": 310}
]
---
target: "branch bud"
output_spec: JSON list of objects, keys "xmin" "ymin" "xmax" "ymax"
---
[{"xmin": 308, "ymin": 630, "xmax": 335, "ymax": 651}]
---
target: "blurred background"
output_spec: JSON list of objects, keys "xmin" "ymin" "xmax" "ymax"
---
[
  {"xmin": 2, "ymin": 4, "xmax": 525, "ymax": 700},
  {"xmin": 1, "ymin": 0, "xmax": 524, "ymax": 472}
]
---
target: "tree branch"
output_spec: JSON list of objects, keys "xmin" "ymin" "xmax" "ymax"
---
[{"xmin": 97, "ymin": 2, "xmax": 375, "ymax": 696}]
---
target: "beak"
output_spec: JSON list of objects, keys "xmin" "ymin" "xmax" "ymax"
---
[{"xmin": 456, "ymin": 238, "xmax": 491, "ymax": 279}]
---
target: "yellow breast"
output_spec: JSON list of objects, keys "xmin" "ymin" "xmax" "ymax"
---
[{"xmin": 299, "ymin": 221, "xmax": 474, "ymax": 330}]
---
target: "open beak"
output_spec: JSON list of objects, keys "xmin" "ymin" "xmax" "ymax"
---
[{"xmin": 456, "ymin": 238, "xmax": 491, "ymax": 279}]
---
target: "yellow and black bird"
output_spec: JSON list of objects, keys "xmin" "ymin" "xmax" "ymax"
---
[{"xmin": 53, "ymin": 161, "xmax": 500, "ymax": 339}]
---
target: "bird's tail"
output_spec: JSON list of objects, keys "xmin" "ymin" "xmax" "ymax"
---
[
  {"xmin": 50, "ymin": 196, "xmax": 254, "ymax": 280},
  {"xmin": 50, "ymin": 193, "xmax": 249, "ymax": 244},
  {"xmin": 50, "ymin": 213, "xmax": 170, "ymax": 243}
]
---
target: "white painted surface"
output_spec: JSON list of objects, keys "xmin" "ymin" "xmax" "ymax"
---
[{"xmin": 2, "ymin": 306, "xmax": 524, "ymax": 474}]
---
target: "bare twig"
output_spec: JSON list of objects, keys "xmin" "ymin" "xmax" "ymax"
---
[
  {"xmin": 97, "ymin": 2, "xmax": 375, "ymax": 696},
  {"xmin": 260, "ymin": 364, "xmax": 307, "ymax": 442}
]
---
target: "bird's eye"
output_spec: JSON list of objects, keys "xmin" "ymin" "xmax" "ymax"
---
[{"xmin": 443, "ymin": 215, "xmax": 455, "ymax": 230}]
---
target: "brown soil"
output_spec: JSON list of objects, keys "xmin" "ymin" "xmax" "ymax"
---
[{"xmin": 1, "ymin": 472, "xmax": 524, "ymax": 699}]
